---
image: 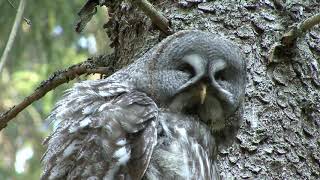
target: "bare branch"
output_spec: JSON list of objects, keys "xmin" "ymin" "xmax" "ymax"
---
[
  {"xmin": 0, "ymin": 0, "xmax": 26, "ymax": 74},
  {"xmin": 281, "ymin": 13, "xmax": 320, "ymax": 47},
  {"xmin": 269, "ymin": 13, "xmax": 320, "ymax": 63},
  {"xmin": 0, "ymin": 60, "xmax": 111, "ymax": 131},
  {"xmin": 75, "ymin": 0, "xmax": 172, "ymax": 35},
  {"xmin": 7, "ymin": 0, "xmax": 31, "ymax": 25},
  {"xmin": 75, "ymin": 0, "xmax": 99, "ymax": 33},
  {"xmin": 132, "ymin": 0, "xmax": 172, "ymax": 35}
]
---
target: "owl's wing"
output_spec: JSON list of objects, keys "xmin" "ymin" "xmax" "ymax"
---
[{"xmin": 41, "ymin": 81, "xmax": 158, "ymax": 180}]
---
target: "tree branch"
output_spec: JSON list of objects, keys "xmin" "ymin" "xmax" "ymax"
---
[
  {"xmin": 7, "ymin": 0, "xmax": 31, "ymax": 25},
  {"xmin": 131, "ymin": 0, "xmax": 172, "ymax": 35},
  {"xmin": 281, "ymin": 13, "xmax": 320, "ymax": 47},
  {"xmin": 75, "ymin": 0, "xmax": 172, "ymax": 34},
  {"xmin": 269, "ymin": 13, "xmax": 320, "ymax": 62},
  {"xmin": 0, "ymin": 59, "xmax": 111, "ymax": 131},
  {"xmin": 0, "ymin": 0, "xmax": 26, "ymax": 74},
  {"xmin": 75, "ymin": 0, "xmax": 99, "ymax": 33}
]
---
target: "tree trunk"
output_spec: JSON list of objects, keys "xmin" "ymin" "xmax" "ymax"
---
[{"xmin": 103, "ymin": 0, "xmax": 320, "ymax": 179}]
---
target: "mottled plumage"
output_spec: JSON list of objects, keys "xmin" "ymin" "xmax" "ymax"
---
[{"xmin": 41, "ymin": 30, "xmax": 246, "ymax": 180}]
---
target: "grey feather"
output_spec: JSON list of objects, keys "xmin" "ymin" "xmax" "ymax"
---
[
  {"xmin": 42, "ymin": 81, "xmax": 158, "ymax": 180},
  {"xmin": 42, "ymin": 30, "xmax": 246, "ymax": 180}
]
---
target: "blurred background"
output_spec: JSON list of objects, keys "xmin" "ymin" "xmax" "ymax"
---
[{"xmin": 0, "ymin": 0, "xmax": 111, "ymax": 179}]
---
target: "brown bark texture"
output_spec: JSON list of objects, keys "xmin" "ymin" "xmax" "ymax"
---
[{"xmin": 101, "ymin": 0, "xmax": 320, "ymax": 179}]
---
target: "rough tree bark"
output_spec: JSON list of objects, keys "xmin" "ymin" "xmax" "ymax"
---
[{"xmin": 100, "ymin": 0, "xmax": 320, "ymax": 179}]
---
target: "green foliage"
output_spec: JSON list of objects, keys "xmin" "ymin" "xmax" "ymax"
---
[
  {"xmin": 13, "ymin": 71, "xmax": 41, "ymax": 94},
  {"xmin": 0, "ymin": 0, "xmax": 110, "ymax": 178}
]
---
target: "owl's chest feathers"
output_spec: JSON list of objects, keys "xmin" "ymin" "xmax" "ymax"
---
[{"xmin": 145, "ymin": 111, "xmax": 218, "ymax": 179}]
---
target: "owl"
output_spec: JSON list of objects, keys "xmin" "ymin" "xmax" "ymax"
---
[{"xmin": 41, "ymin": 30, "xmax": 246, "ymax": 180}]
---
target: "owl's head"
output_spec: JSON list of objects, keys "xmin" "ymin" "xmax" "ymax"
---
[{"xmin": 128, "ymin": 30, "xmax": 246, "ymax": 131}]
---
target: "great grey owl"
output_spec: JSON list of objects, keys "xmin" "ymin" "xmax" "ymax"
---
[{"xmin": 41, "ymin": 30, "xmax": 246, "ymax": 180}]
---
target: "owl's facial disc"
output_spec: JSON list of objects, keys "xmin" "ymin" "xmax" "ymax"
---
[{"xmin": 168, "ymin": 54, "xmax": 236, "ymax": 131}]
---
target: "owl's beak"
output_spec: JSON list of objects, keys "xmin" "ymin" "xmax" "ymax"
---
[
  {"xmin": 169, "ymin": 81, "xmax": 208, "ymax": 114},
  {"xmin": 199, "ymin": 83, "xmax": 207, "ymax": 104},
  {"xmin": 176, "ymin": 54, "xmax": 234, "ymax": 107}
]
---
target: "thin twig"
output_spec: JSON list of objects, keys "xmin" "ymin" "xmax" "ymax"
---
[
  {"xmin": 131, "ymin": 0, "xmax": 172, "ymax": 35},
  {"xmin": 0, "ymin": 0, "xmax": 26, "ymax": 74},
  {"xmin": 0, "ymin": 61, "xmax": 111, "ymax": 131},
  {"xmin": 7, "ymin": 0, "xmax": 31, "ymax": 25}
]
